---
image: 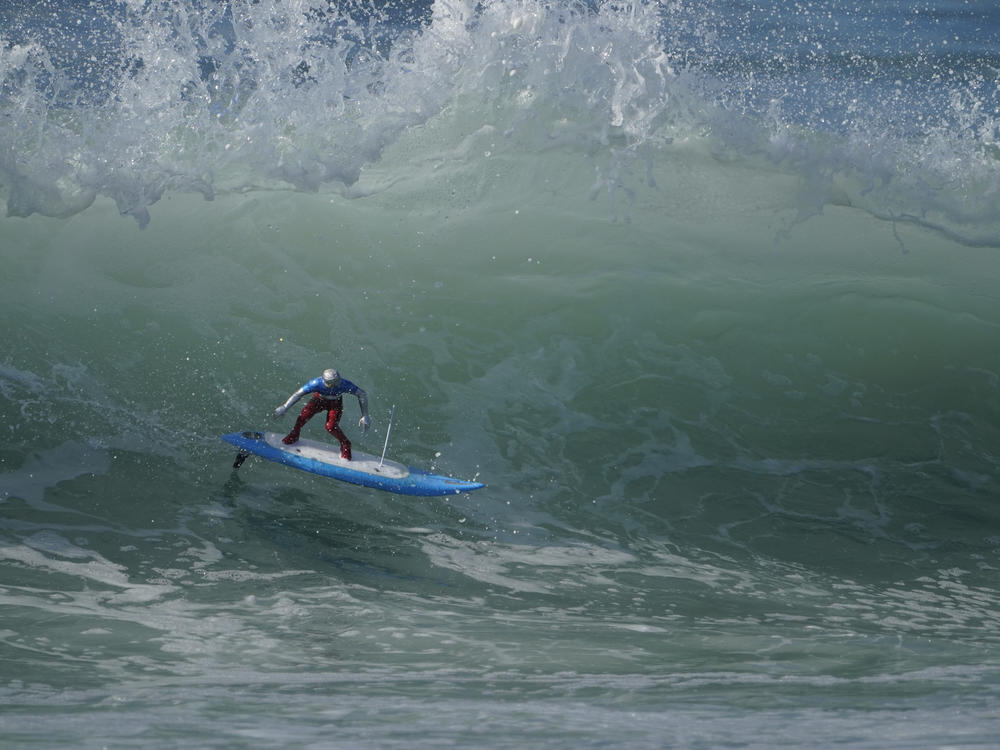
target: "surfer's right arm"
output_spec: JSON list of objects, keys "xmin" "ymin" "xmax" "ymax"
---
[{"xmin": 272, "ymin": 386, "xmax": 307, "ymax": 419}]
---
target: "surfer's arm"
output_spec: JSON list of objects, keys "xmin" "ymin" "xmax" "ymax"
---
[
  {"xmin": 273, "ymin": 387, "xmax": 307, "ymax": 419},
  {"xmin": 356, "ymin": 388, "xmax": 371, "ymax": 433}
]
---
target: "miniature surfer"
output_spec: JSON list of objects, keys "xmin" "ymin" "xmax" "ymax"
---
[{"xmin": 272, "ymin": 368, "xmax": 371, "ymax": 460}]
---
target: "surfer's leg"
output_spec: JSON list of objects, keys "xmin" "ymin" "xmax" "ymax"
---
[
  {"xmin": 325, "ymin": 405, "xmax": 352, "ymax": 460},
  {"xmin": 283, "ymin": 397, "xmax": 323, "ymax": 444}
]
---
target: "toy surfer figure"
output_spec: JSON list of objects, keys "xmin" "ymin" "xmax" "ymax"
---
[{"xmin": 272, "ymin": 368, "xmax": 371, "ymax": 460}]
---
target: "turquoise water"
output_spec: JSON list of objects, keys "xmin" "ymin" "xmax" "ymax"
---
[{"xmin": 2, "ymin": 1, "xmax": 1000, "ymax": 746}]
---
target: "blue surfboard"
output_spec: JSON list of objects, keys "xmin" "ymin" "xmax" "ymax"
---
[{"xmin": 222, "ymin": 431, "xmax": 484, "ymax": 496}]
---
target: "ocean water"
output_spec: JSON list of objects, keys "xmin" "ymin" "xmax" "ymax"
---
[{"xmin": 2, "ymin": 0, "xmax": 999, "ymax": 746}]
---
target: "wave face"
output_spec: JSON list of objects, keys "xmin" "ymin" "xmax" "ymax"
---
[{"xmin": 2, "ymin": 1, "xmax": 1000, "ymax": 747}]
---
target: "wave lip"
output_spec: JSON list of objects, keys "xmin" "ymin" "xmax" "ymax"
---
[{"xmin": 0, "ymin": 0, "xmax": 996, "ymax": 241}]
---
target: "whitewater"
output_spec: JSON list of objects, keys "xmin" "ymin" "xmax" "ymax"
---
[{"xmin": 2, "ymin": 1, "xmax": 999, "ymax": 747}]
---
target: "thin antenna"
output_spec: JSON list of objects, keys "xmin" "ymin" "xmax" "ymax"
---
[{"xmin": 379, "ymin": 404, "xmax": 396, "ymax": 469}]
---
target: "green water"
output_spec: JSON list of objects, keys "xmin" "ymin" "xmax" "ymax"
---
[{"xmin": 2, "ymin": 85, "xmax": 1000, "ymax": 750}]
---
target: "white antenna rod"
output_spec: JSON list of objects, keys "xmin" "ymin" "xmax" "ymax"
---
[{"xmin": 379, "ymin": 404, "xmax": 396, "ymax": 469}]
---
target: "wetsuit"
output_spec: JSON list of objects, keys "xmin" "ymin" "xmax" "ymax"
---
[{"xmin": 276, "ymin": 376, "xmax": 369, "ymax": 459}]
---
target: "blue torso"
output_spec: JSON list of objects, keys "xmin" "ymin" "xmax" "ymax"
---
[{"xmin": 302, "ymin": 376, "xmax": 360, "ymax": 400}]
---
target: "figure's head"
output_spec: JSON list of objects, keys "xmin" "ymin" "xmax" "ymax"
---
[{"xmin": 322, "ymin": 368, "xmax": 341, "ymax": 387}]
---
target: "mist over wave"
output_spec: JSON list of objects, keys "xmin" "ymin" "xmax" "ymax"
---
[{"xmin": 0, "ymin": 0, "xmax": 997, "ymax": 242}]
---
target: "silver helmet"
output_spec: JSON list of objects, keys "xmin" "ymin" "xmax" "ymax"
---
[{"xmin": 322, "ymin": 368, "xmax": 341, "ymax": 386}]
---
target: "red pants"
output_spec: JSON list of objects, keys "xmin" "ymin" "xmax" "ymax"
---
[{"xmin": 282, "ymin": 396, "xmax": 352, "ymax": 459}]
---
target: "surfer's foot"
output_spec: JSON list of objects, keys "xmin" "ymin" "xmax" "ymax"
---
[
  {"xmin": 282, "ymin": 435, "xmax": 299, "ymax": 445},
  {"xmin": 341, "ymin": 451, "xmax": 352, "ymax": 461}
]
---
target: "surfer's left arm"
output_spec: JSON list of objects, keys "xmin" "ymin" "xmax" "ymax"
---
[{"xmin": 356, "ymin": 387, "xmax": 371, "ymax": 434}]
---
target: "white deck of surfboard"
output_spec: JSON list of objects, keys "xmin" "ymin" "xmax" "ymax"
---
[{"xmin": 262, "ymin": 432, "xmax": 410, "ymax": 479}]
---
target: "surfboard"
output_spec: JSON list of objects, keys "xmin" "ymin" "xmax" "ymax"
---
[{"xmin": 221, "ymin": 431, "xmax": 484, "ymax": 496}]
